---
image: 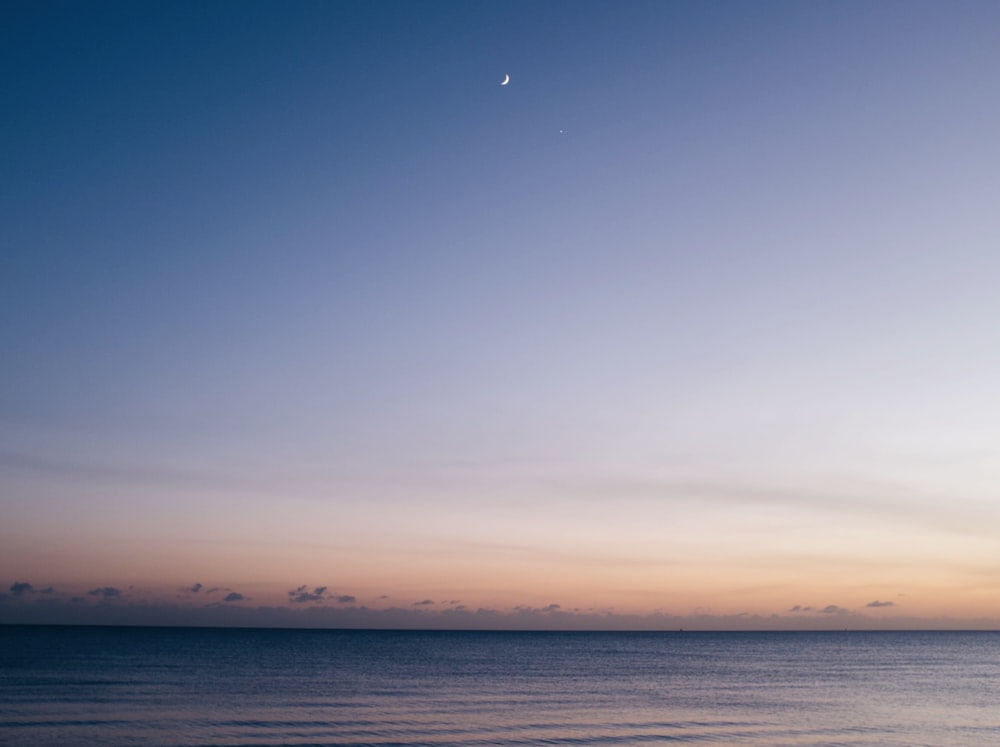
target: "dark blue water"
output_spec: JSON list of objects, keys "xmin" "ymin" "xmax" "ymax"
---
[{"xmin": 2, "ymin": 627, "xmax": 998, "ymax": 746}]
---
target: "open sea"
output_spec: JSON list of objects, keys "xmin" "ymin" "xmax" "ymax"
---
[{"xmin": 1, "ymin": 626, "xmax": 998, "ymax": 746}]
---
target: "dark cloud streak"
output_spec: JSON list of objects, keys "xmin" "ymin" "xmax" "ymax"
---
[
  {"xmin": 87, "ymin": 587, "xmax": 122, "ymax": 599},
  {"xmin": 289, "ymin": 585, "xmax": 328, "ymax": 603},
  {"xmin": 0, "ymin": 593, "xmax": 996, "ymax": 630}
]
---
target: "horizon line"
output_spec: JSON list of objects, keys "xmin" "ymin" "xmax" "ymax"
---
[{"xmin": 4, "ymin": 622, "xmax": 998, "ymax": 633}]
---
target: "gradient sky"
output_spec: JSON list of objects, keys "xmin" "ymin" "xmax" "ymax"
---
[{"xmin": 3, "ymin": 0, "xmax": 1000, "ymax": 629}]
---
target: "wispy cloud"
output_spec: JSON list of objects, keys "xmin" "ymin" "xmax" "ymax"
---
[
  {"xmin": 0, "ymin": 450, "xmax": 282, "ymax": 497},
  {"xmin": 866, "ymin": 600, "xmax": 895, "ymax": 608},
  {"xmin": 555, "ymin": 471, "xmax": 1000, "ymax": 540},
  {"xmin": 223, "ymin": 592, "xmax": 245, "ymax": 602},
  {"xmin": 9, "ymin": 581, "xmax": 34, "ymax": 596}
]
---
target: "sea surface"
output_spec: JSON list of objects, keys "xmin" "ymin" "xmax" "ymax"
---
[{"xmin": 1, "ymin": 627, "xmax": 998, "ymax": 746}]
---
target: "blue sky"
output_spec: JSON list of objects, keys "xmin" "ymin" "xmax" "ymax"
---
[{"xmin": 3, "ymin": 0, "xmax": 1000, "ymax": 628}]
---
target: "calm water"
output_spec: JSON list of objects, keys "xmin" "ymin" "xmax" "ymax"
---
[{"xmin": 1, "ymin": 627, "xmax": 998, "ymax": 746}]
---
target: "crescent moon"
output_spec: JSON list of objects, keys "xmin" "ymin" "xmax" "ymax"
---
[{"xmin": 501, "ymin": 74, "xmax": 510, "ymax": 86}]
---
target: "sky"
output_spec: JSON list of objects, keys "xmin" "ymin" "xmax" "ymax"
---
[{"xmin": 3, "ymin": 0, "xmax": 1000, "ymax": 630}]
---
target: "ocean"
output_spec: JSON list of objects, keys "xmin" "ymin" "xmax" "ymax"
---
[{"xmin": 1, "ymin": 626, "xmax": 998, "ymax": 746}]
